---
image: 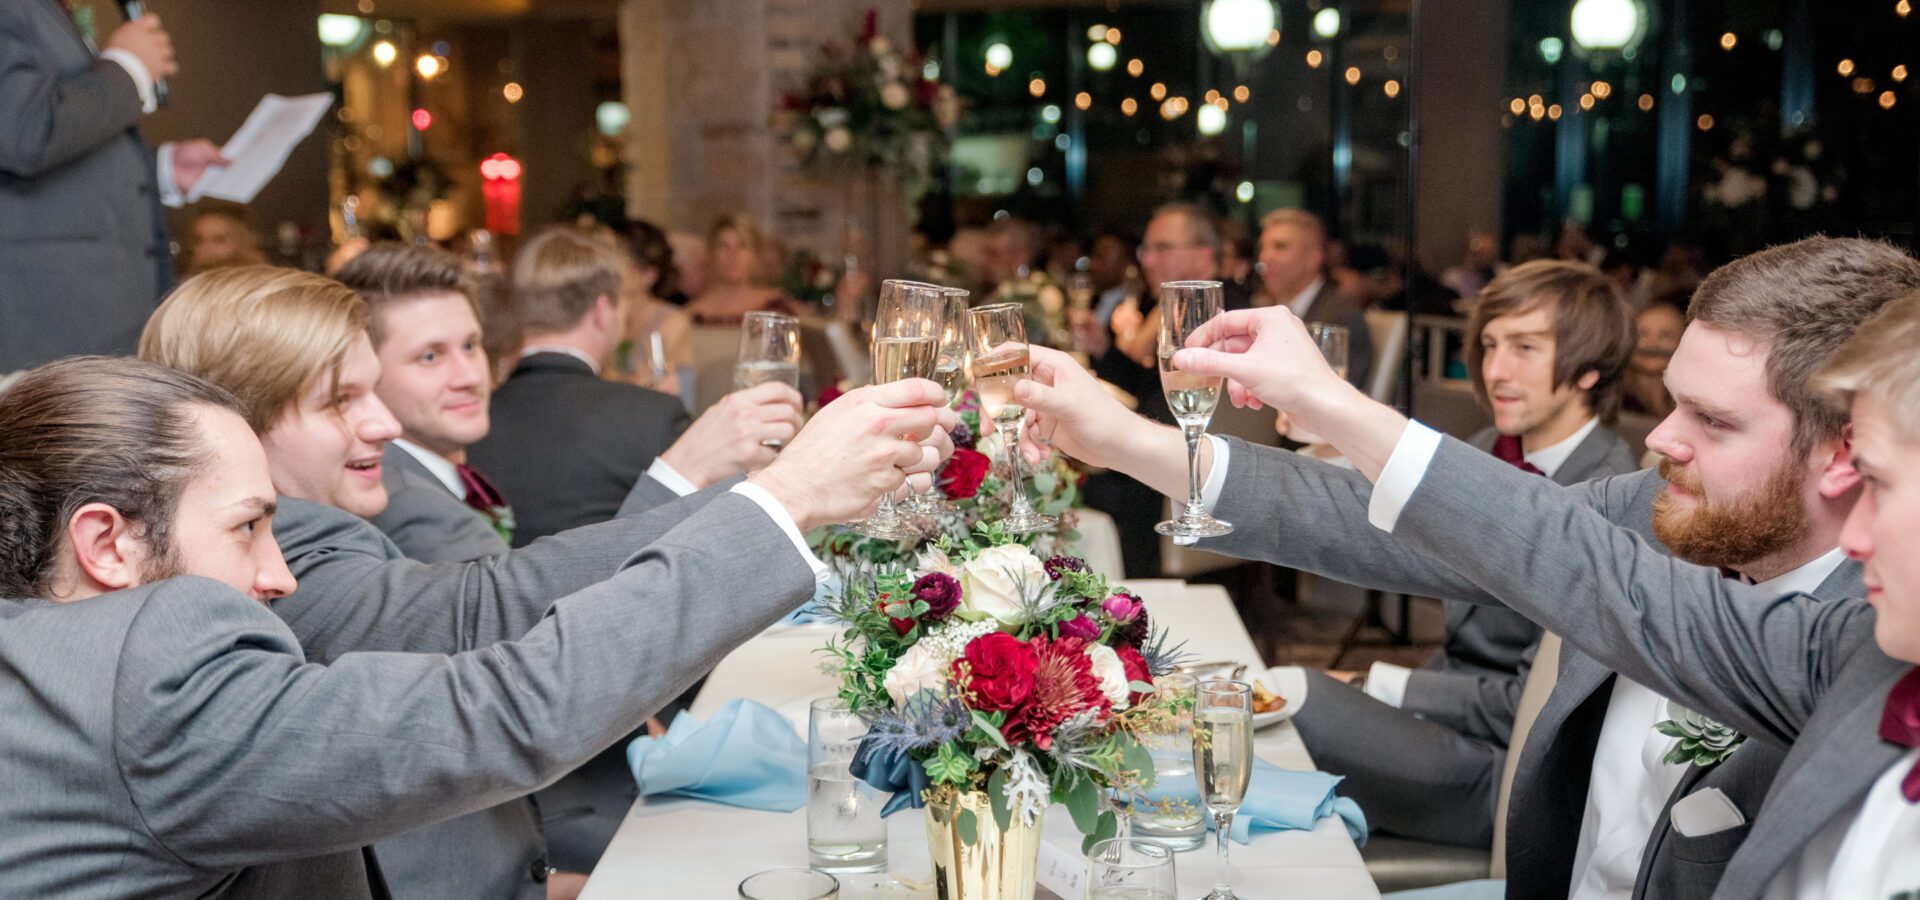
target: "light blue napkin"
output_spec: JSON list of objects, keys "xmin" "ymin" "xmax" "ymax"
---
[
  {"xmin": 626, "ymin": 699, "xmax": 808, "ymax": 812},
  {"xmin": 1204, "ymin": 757, "xmax": 1370, "ymax": 846}
]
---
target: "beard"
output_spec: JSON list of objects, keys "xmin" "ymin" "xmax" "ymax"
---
[
  {"xmin": 1651, "ymin": 456, "xmax": 1811, "ymax": 570},
  {"xmin": 136, "ymin": 535, "xmax": 185, "ymax": 585}
]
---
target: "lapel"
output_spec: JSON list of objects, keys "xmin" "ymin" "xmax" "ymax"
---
[
  {"xmin": 33, "ymin": 0, "xmax": 96, "ymax": 57},
  {"xmin": 1716, "ymin": 658, "xmax": 1909, "ymax": 898},
  {"xmin": 384, "ymin": 443, "xmax": 458, "ymax": 501},
  {"xmin": 1553, "ymin": 425, "xmax": 1620, "ymax": 486}
]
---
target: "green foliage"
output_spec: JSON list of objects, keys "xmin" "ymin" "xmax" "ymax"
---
[
  {"xmin": 987, "ymin": 768, "xmax": 1013, "ymax": 832},
  {"xmin": 925, "ymin": 741, "xmax": 979, "ymax": 786},
  {"xmin": 956, "ymin": 808, "xmax": 979, "ymax": 846}
]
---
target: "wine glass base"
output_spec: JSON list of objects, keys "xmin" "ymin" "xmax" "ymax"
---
[
  {"xmin": 1154, "ymin": 517, "xmax": 1234, "ymax": 538},
  {"xmin": 998, "ymin": 511, "xmax": 1058, "ymax": 535},
  {"xmin": 908, "ymin": 496, "xmax": 957, "ymax": 517},
  {"xmin": 849, "ymin": 515, "xmax": 925, "ymax": 541},
  {"xmin": 1197, "ymin": 890, "xmax": 1241, "ymax": 900}
]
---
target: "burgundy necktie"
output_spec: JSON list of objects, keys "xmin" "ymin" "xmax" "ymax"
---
[
  {"xmin": 456, "ymin": 463, "xmax": 506, "ymax": 513},
  {"xmin": 1490, "ymin": 434, "xmax": 1546, "ymax": 476},
  {"xmin": 1878, "ymin": 667, "xmax": 1920, "ymax": 802}
]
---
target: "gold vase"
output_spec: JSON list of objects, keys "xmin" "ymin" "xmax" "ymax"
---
[{"xmin": 923, "ymin": 790, "xmax": 1044, "ymax": 900}]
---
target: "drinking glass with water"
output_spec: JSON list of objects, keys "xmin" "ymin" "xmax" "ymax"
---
[{"xmin": 806, "ymin": 698, "xmax": 888, "ymax": 873}]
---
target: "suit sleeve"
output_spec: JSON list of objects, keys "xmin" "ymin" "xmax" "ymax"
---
[
  {"xmin": 273, "ymin": 483, "xmax": 729, "ymax": 662},
  {"xmin": 0, "ymin": 12, "xmax": 144, "ymax": 178},
  {"xmin": 114, "ymin": 494, "xmax": 814, "ymax": 870},
  {"xmin": 1388, "ymin": 436, "xmax": 1878, "ymax": 748},
  {"xmin": 1401, "ymin": 638, "xmax": 1537, "ymax": 745}
]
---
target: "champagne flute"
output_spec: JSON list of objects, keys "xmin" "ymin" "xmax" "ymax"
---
[
  {"xmin": 1192, "ymin": 680, "xmax": 1254, "ymax": 900},
  {"xmin": 736, "ymin": 311, "xmax": 802, "ymax": 448},
  {"xmin": 852, "ymin": 280, "xmax": 944, "ymax": 540},
  {"xmin": 1283, "ymin": 324, "xmax": 1352, "ymax": 444},
  {"xmin": 909, "ymin": 287, "xmax": 971, "ymax": 519},
  {"xmin": 966, "ymin": 302, "xmax": 1057, "ymax": 535},
  {"xmin": 1153, "ymin": 281, "xmax": 1233, "ymax": 539}
]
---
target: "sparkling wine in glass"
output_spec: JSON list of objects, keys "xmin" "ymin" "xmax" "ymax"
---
[
  {"xmin": 736, "ymin": 311, "xmax": 802, "ymax": 448},
  {"xmin": 1192, "ymin": 680, "xmax": 1255, "ymax": 900},
  {"xmin": 967, "ymin": 302, "xmax": 1056, "ymax": 534},
  {"xmin": 1285, "ymin": 323, "xmax": 1353, "ymax": 444},
  {"xmin": 851, "ymin": 280, "xmax": 944, "ymax": 540},
  {"xmin": 1154, "ymin": 281, "xmax": 1233, "ymax": 539},
  {"xmin": 911, "ymin": 288, "xmax": 971, "ymax": 519}
]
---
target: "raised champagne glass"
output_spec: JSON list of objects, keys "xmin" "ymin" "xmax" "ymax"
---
[
  {"xmin": 736, "ymin": 311, "xmax": 802, "ymax": 448},
  {"xmin": 1153, "ymin": 281, "xmax": 1233, "ymax": 539},
  {"xmin": 909, "ymin": 287, "xmax": 972, "ymax": 520},
  {"xmin": 966, "ymin": 302, "xmax": 1056, "ymax": 534},
  {"xmin": 1193, "ymin": 679, "xmax": 1254, "ymax": 900},
  {"xmin": 851, "ymin": 280, "xmax": 943, "ymax": 540}
]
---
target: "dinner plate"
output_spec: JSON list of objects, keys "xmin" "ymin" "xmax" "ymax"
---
[{"xmin": 1247, "ymin": 666, "xmax": 1302, "ymax": 729}]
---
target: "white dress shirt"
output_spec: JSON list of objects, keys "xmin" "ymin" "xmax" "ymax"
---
[
  {"xmin": 1286, "ymin": 276, "xmax": 1328, "ymax": 318},
  {"xmin": 1369, "ymin": 421, "xmax": 1848, "ymax": 900},
  {"xmin": 391, "ymin": 438, "xmax": 467, "ymax": 500},
  {"xmin": 1765, "ymin": 748, "xmax": 1920, "ymax": 899}
]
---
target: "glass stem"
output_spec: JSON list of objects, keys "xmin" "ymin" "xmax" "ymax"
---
[
  {"xmin": 1183, "ymin": 423, "xmax": 1205, "ymax": 521},
  {"xmin": 1001, "ymin": 414, "xmax": 1035, "ymax": 516},
  {"xmin": 1214, "ymin": 810, "xmax": 1234, "ymax": 896}
]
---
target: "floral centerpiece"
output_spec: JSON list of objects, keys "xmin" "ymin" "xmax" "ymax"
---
[
  {"xmin": 810, "ymin": 391, "xmax": 1082, "ymax": 570},
  {"xmin": 813, "ymin": 526, "xmax": 1189, "ymax": 898},
  {"xmin": 990, "ymin": 270, "xmax": 1072, "ymax": 351},
  {"xmin": 777, "ymin": 9, "xmax": 957, "ymax": 194}
]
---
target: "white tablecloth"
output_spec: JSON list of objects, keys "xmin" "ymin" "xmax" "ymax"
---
[{"xmin": 582, "ymin": 581, "xmax": 1379, "ymax": 899}]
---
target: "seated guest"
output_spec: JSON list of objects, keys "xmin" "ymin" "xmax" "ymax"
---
[
  {"xmin": 1013, "ymin": 235, "xmax": 1916, "ymax": 898},
  {"xmin": 183, "ymin": 200, "xmax": 265, "ymax": 275},
  {"xmin": 613, "ymin": 218, "xmax": 695, "ymax": 396},
  {"xmin": 684, "ymin": 215, "xmax": 799, "ymax": 323},
  {"xmin": 1273, "ymin": 259, "xmax": 1636, "ymax": 848},
  {"xmin": 1623, "ymin": 299, "xmax": 1685, "ymax": 419},
  {"xmin": 469, "ymin": 226, "xmax": 803, "ymax": 548},
  {"xmin": 1253, "ymin": 209, "xmax": 1374, "ymax": 389},
  {"xmin": 1440, "ymin": 230, "xmax": 1502, "ymax": 300},
  {"xmin": 0, "ymin": 355, "xmax": 944, "ymax": 897}
]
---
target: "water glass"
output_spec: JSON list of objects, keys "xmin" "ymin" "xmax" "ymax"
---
[
  {"xmin": 806, "ymin": 699, "xmax": 888, "ymax": 873},
  {"xmin": 1129, "ymin": 674, "xmax": 1205, "ymax": 851},
  {"xmin": 739, "ymin": 868, "xmax": 839, "ymax": 900},
  {"xmin": 1086, "ymin": 838, "xmax": 1179, "ymax": 900}
]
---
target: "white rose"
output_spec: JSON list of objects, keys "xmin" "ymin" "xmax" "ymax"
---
[
  {"xmin": 881, "ymin": 81, "xmax": 911, "ymax": 110},
  {"xmin": 1083, "ymin": 643, "xmax": 1130, "ymax": 710},
  {"xmin": 961, "ymin": 545, "xmax": 1046, "ymax": 624},
  {"xmin": 883, "ymin": 642, "xmax": 949, "ymax": 707},
  {"xmin": 824, "ymin": 127, "xmax": 852, "ymax": 153}
]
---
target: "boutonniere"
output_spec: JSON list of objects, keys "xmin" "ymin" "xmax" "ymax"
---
[
  {"xmin": 1655, "ymin": 705, "xmax": 1746, "ymax": 767},
  {"xmin": 482, "ymin": 505, "xmax": 515, "ymax": 545}
]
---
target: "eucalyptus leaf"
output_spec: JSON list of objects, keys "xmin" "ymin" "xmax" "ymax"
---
[
  {"xmin": 957, "ymin": 808, "xmax": 978, "ymax": 846},
  {"xmin": 1064, "ymin": 774, "xmax": 1099, "ymax": 834},
  {"xmin": 1080, "ymin": 810, "xmax": 1118, "ymax": 854},
  {"xmin": 988, "ymin": 768, "xmax": 1013, "ymax": 832}
]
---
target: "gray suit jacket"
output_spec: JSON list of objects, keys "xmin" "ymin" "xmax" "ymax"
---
[
  {"xmin": 0, "ymin": 494, "xmax": 814, "ymax": 898},
  {"xmin": 1300, "ymin": 280, "xmax": 1376, "ymax": 393},
  {"xmin": 369, "ymin": 443, "xmax": 511, "ymax": 563},
  {"xmin": 1200, "ymin": 438, "xmax": 1860, "ymax": 899},
  {"xmin": 0, "ymin": 0, "xmax": 170, "ymax": 371},
  {"xmin": 1386, "ymin": 437, "xmax": 1899, "ymax": 900}
]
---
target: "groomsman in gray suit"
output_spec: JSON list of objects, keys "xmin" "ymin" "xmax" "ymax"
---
[
  {"xmin": 137, "ymin": 265, "xmax": 896, "ymax": 898},
  {"xmin": 333, "ymin": 242, "xmax": 803, "ymax": 894},
  {"xmin": 1011, "ymin": 237, "xmax": 1920, "ymax": 900},
  {"xmin": 0, "ymin": 357, "xmax": 951, "ymax": 898},
  {"xmin": 1156, "ymin": 282, "xmax": 1920, "ymax": 899},
  {"xmin": 1277, "ymin": 260, "xmax": 1636, "ymax": 849}
]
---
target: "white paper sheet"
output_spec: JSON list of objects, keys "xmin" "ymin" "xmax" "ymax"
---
[{"xmin": 187, "ymin": 92, "xmax": 334, "ymax": 203}]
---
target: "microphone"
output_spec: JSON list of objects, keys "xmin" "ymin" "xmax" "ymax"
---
[{"xmin": 115, "ymin": 0, "xmax": 169, "ymax": 108}]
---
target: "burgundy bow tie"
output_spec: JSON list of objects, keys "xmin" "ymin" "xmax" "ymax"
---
[
  {"xmin": 1880, "ymin": 667, "xmax": 1920, "ymax": 802},
  {"xmin": 456, "ymin": 463, "xmax": 506, "ymax": 512},
  {"xmin": 1491, "ymin": 434, "xmax": 1546, "ymax": 476}
]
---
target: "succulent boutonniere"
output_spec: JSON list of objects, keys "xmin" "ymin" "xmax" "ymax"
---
[
  {"xmin": 482, "ymin": 505, "xmax": 515, "ymax": 546},
  {"xmin": 1655, "ymin": 704, "xmax": 1745, "ymax": 767}
]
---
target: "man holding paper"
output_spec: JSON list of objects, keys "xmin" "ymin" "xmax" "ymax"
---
[{"xmin": 0, "ymin": 3, "xmax": 223, "ymax": 371}]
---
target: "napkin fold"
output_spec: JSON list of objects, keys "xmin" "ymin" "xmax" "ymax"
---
[
  {"xmin": 1204, "ymin": 757, "xmax": 1370, "ymax": 846},
  {"xmin": 626, "ymin": 699, "xmax": 808, "ymax": 812}
]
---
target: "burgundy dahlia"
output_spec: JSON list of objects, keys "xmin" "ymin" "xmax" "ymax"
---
[
  {"xmin": 1003, "ymin": 636, "xmax": 1111, "ymax": 750},
  {"xmin": 1044, "ymin": 555, "xmax": 1089, "ymax": 581},
  {"xmin": 1058, "ymin": 613, "xmax": 1100, "ymax": 641},
  {"xmin": 911, "ymin": 572, "xmax": 962, "ymax": 621}
]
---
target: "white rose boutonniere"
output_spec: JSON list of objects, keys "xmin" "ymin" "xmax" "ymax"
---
[{"xmin": 960, "ymin": 544, "xmax": 1046, "ymax": 625}]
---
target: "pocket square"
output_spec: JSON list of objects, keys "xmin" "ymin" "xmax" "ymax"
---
[
  {"xmin": 1669, "ymin": 787, "xmax": 1746, "ymax": 838},
  {"xmin": 626, "ymin": 699, "xmax": 808, "ymax": 812}
]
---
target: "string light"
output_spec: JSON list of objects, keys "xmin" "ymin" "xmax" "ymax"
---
[
  {"xmin": 1074, "ymin": 91, "xmax": 1092, "ymax": 110},
  {"xmin": 1697, "ymin": 113, "xmax": 1715, "ymax": 131},
  {"xmin": 1383, "ymin": 79, "xmax": 1401, "ymax": 98},
  {"xmin": 1234, "ymin": 85, "xmax": 1251, "ymax": 102},
  {"xmin": 1638, "ymin": 93, "xmax": 1655, "ymax": 111},
  {"xmin": 1267, "ymin": 28, "xmax": 1280, "ymax": 46},
  {"xmin": 1719, "ymin": 32, "xmax": 1737, "ymax": 51},
  {"xmin": 1121, "ymin": 97, "xmax": 1139, "ymax": 116},
  {"xmin": 1029, "ymin": 77, "xmax": 1047, "ymax": 98},
  {"xmin": 1880, "ymin": 90, "xmax": 1898, "ymax": 109},
  {"xmin": 1213, "ymin": 96, "xmax": 1230, "ymax": 110},
  {"xmin": 1159, "ymin": 96, "xmax": 1189, "ymax": 120},
  {"xmin": 1344, "ymin": 66, "xmax": 1361, "ymax": 85},
  {"xmin": 415, "ymin": 54, "xmax": 443, "ymax": 80},
  {"xmin": 502, "ymin": 82, "xmax": 523, "ymax": 103},
  {"xmin": 1306, "ymin": 49, "xmax": 1324, "ymax": 68},
  {"xmin": 371, "ymin": 40, "xmax": 397, "ymax": 67},
  {"xmin": 1205, "ymin": 89, "xmax": 1222, "ymax": 103},
  {"xmin": 1899, "ymin": 0, "xmax": 1912, "ymax": 16},
  {"xmin": 1854, "ymin": 77, "xmax": 1876, "ymax": 93},
  {"xmin": 1150, "ymin": 82, "xmax": 1167, "ymax": 101},
  {"xmin": 1591, "ymin": 81, "xmax": 1612, "ymax": 99},
  {"xmin": 1580, "ymin": 93, "xmax": 1595, "ymax": 110},
  {"xmin": 1127, "ymin": 58, "xmax": 1144, "ymax": 77},
  {"xmin": 1105, "ymin": 28, "xmax": 1122, "ymax": 44},
  {"xmin": 1547, "ymin": 103, "xmax": 1563, "ymax": 120},
  {"xmin": 1509, "ymin": 97, "xmax": 1526, "ymax": 115},
  {"xmin": 1894, "ymin": 65, "xmax": 1909, "ymax": 82},
  {"xmin": 1839, "ymin": 58, "xmax": 1856, "ymax": 76}
]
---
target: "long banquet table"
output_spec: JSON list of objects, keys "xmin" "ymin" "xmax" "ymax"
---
[{"xmin": 580, "ymin": 580, "xmax": 1380, "ymax": 899}]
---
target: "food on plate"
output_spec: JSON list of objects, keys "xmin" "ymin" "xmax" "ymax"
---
[{"xmin": 1251, "ymin": 681, "xmax": 1288, "ymax": 714}]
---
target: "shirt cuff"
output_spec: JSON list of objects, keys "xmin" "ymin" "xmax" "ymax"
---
[
  {"xmin": 728, "ymin": 482, "xmax": 830, "ymax": 584},
  {"xmin": 100, "ymin": 49, "xmax": 157, "ymax": 113},
  {"xmin": 1367, "ymin": 420, "xmax": 1444, "ymax": 533},
  {"xmin": 153, "ymin": 142, "xmax": 183, "ymax": 208},
  {"xmin": 646, "ymin": 457, "xmax": 699, "ymax": 497},
  {"xmin": 1363, "ymin": 661, "xmax": 1414, "ymax": 708}
]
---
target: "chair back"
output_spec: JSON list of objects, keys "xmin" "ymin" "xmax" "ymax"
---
[
  {"xmin": 1365, "ymin": 309, "xmax": 1410, "ymax": 405},
  {"xmin": 1490, "ymin": 632, "xmax": 1562, "ymax": 877}
]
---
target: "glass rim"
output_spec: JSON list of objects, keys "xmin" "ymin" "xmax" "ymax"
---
[
  {"xmin": 970, "ymin": 301, "xmax": 1026, "ymax": 315},
  {"xmin": 938, "ymin": 285, "xmax": 971, "ymax": 297},
  {"xmin": 1158, "ymin": 279, "xmax": 1225, "ymax": 291},
  {"xmin": 742, "ymin": 310, "xmax": 799, "ymax": 323},
  {"xmin": 1195, "ymin": 678, "xmax": 1252, "ymax": 694},
  {"xmin": 1086, "ymin": 836, "xmax": 1178, "ymax": 866},
  {"xmin": 880, "ymin": 278, "xmax": 944, "ymax": 291},
  {"xmin": 737, "ymin": 867, "xmax": 839, "ymax": 898},
  {"xmin": 809, "ymin": 696, "xmax": 851, "ymax": 712}
]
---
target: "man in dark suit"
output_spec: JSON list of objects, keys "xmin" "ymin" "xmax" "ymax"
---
[
  {"xmin": 1255, "ymin": 209, "xmax": 1374, "ymax": 391},
  {"xmin": 1016, "ymin": 235, "xmax": 1919, "ymax": 899},
  {"xmin": 468, "ymin": 225, "xmax": 802, "ymax": 548},
  {"xmin": 1276, "ymin": 259, "xmax": 1638, "ymax": 849},
  {"xmin": 0, "ymin": 4, "xmax": 222, "ymax": 371},
  {"xmin": 0, "ymin": 355, "xmax": 947, "ymax": 898}
]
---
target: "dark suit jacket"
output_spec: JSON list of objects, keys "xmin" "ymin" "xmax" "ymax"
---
[
  {"xmin": 0, "ymin": 1, "xmax": 170, "ymax": 371},
  {"xmin": 369, "ymin": 442, "xmax": 511, "ymax": 563},
  {"xmin": 1298, "ymin": 280, "xmax": 1376, "ymax": 393},
  {"xmin": 469, "ymin": 352, "xmax": 691, "ymax": 547}
]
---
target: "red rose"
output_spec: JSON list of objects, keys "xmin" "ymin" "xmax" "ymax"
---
[
  {"xmin": 1114, "ymin": 643, "xmax": 1151, "ymax": 706},
  {"xmin": 953, "ymin": 631, "xmax": 1039, "ymax": 712},
  {"xmin": 940, "ymin": 447, "xmax": 992, "ymax": 500},
  {"xmin": 877, "ymin": 594, "xmax": 914, "ymax": 636}
]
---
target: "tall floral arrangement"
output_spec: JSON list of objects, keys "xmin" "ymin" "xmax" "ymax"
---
[
  {"xmin": 778, "ymin": 9, "xmax": 957, "ymax": 193},
  {"xmin": 815, "ymin": 527, "xmax": 1190, "ymax": 850}
]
